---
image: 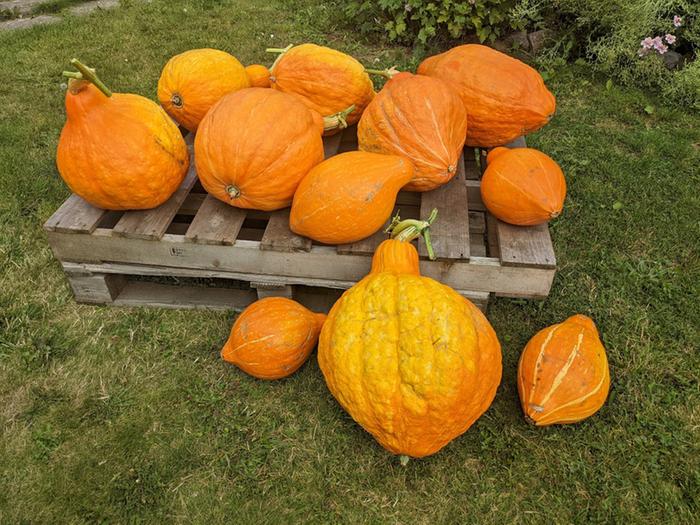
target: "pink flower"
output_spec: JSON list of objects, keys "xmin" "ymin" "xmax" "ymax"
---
[
  {"xmin": 640, "ymin": 37, "xmax": 654, "ymax": 49},
  {"xmin": 673, "ymin": 15, "xmax": 682, "ymax": 27},
  {"xmin": 665, "ymin": 33, "xmax": 676, "ymax": 44}
]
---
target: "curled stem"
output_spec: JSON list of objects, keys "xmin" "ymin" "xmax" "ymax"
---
[
  {"xmin": 386, "ymin": 208, "xmax": 438, "ymax": 260},
  {"xmin": 322, "ymin": 104, "xmax": 355, "ymax": 132},
  {"xmin": 364, "ymin": 66, "xmax": 400, "ymax": 79},
  {"xmin": 62, "ymin": 59, "xmax": 112, "ymax": 97},
  {"xmin": 266, "ymin": 44, "xmax": 293, "ymax": 70}
]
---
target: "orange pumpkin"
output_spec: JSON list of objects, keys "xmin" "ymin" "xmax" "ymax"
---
[
  {"xmin": 269, "ymin": 43, "xmax": 375, "ymax": 128},
  {"xmin": 358, "ymin": 72, "xmax": 467, "ymax": 192},
  {"xmin": 222, "ymin": 297, "xmax": 326, "ymax": 380},
  {"xmin": 518, "ymin": 315, "xmax": 610, "ymax": 426},
  {"xmin": 157, "ymin": 48, "xmax": 250, "ymax": 132},
  {"xmin": 417, "ymin": 44, "xmax": 556, "ymax": 147},
  {"xmin": 290, "ymin": 151, "xmax": 414, "ymax": 244},
  {"xmin": 57, "ymin": 60, "xmax": 189, "ymax": 211},
  {"xmin": 245, "ymin": 64, "xmax": 271, "ymax": 87},
  {"xmin": 481, "ymin": 147, "xmax": 566, "ymax": 226},
  {"xmin": 195, "ymin": 88, "xmax": 331, "ymax": 211}
]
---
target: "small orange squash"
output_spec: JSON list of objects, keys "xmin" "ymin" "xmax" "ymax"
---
[
  {"xmin": 518, "ymin": 315, "xmax": 610, "ymax": 426},
  {"xmin": 481, "ymin": 147, "xmax": 566, "ymax": 226},
  {"xmin": 195, "ymin": 88, "xmax": 347, "ymax": 211},
  {"xmin": 222, "ymin": 297, "xmax": 326, "ymax": 380},
  {"xmin": 318, "ymin": 213, "xmax": 502, "ymax": 458},
  {"xmin": 290, "ymin": 151, "xmax": 414, "ymax": 244},
  {"xmin": 417, "ymin": 44, "xmax": 556, "ymax": 147},
  {"xmin": 157, "ymin": 48, "xmax": 250, "ymax": 132},
  {"xmin": 245, "ymin": 64, "xmax": 271, "ymax": 87},
  {"xmin": 269, "ymin": 43, "xmax": 375, "ymax": 128},
  {"xmin": 57, "ymin": 60, "xmax": 189, "ymax": 211},
  {"xmin": 358, "ymin": 72, "xmax": 468, "ymax": 192}
]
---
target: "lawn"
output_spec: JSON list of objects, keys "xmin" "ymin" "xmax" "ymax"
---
[{"xmin": 1, "ymin": 0, "xmax": 699, "ymax": 523}]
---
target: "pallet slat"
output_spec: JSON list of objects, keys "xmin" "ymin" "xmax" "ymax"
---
[
  {"xmin": 43, "ymin": 194, "xmax": 108, "ymax": 234},
  {"xmin": 185, "ymin": 195, "xmax": 246, "ymax": 245},
  {"xmin": 260, "ymin": 209, "xmax": 312, "ymax": 252}
]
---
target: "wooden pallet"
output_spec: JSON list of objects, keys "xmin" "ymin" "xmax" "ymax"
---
[{"xmin": 44, "ymin": 128, "xmax": 556, "ymax": 313}]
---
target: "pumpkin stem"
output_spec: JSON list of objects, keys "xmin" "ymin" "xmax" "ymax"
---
[
  {"xmin": 399, "ymin": 455, "xmax": 410, "ymax": 466},
  {"xmin": 386, "ymin": 208, "xmax": 438, "ymax": 260},
  {"xmin": 322, "ymin": 105, "xmax": 355, "ymax": 132},
  {"xmin": 364, "ymin": 66, "xmax": 400, "ymax": 79},
  {"xmin": 266, "ymin": 44, "xmax": 293, "ymax": 70},
  {"xmin": 62, "ymin": 59, "xmax": 113, "ymax": 98},
  {"xmin": 225, "ymin": 185, "xmax": 241, "ymax": 199}
]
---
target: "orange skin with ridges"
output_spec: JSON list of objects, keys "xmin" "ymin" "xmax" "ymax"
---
[
  {"xmin": 194, "ymin": 88, "xmax": 325, "ymax": 211},
  {"xmin": 289, "ymin": 151, "xmax": 414, "ymax": 244},
  {"xmin": 158, "ymin": 48, "xmax": 250, "ymax": 132},
  {"xmin": 417, "ymin": 44, "xmax": 556, "ymax": 147},
  {"xmin": 318, "ymin": 239, "xmax": 502, "ymax": 458},
  {"xmin": 245, "ymin": 64, "xmax": 271, "ymax": 87},
  {"xmin": 517, "ymin": 315, "xmax": 610, "ymax": 426},
  {"xmin": 222, "ymin": 297, "xmax": 326, "ymax": 380},
  {"xmin": 56, "ymin": 82, "xmax": 189, "ymax": 211},
  {"xmin": 358, "ymin": 72, "xmax": 467, "ymax": 192},
  {"xmin": 270, "ymin": 43, "xmax": 375, "ymax": 127},
  {"xmin": 481, "ymin": 147, "xmax": 566, "ymax": 226}
]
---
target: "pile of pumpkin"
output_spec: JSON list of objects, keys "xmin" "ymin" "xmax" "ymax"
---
[{"xmin": 55, "ymin": 43, "xmax": 610, "ymax": 461}]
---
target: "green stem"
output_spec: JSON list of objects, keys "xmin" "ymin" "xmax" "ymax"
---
[
  {"xmin": 399, "ymin": 455, "xmax": 410, "ymax": 466},
  {"xmin": 266, "ymin": 44, "xmax": 293, "ymax": 71},
  {"xmin": 322, "ymin": 104, "xmax": 355, "ymax": 132},
  {"xmin": 364, "ymin": 66, "xmax": 400, "ymax": 79},
  {"xmin": 62, "ymin": 59, "xmax": 113, "ymax": 97},
  {"xmin": 386, "ymin": 208, "xmax": 438, "ymax": 260}
]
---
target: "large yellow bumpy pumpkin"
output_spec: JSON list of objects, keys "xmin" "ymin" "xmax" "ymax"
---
[
  {"xmin": 518, "ymin": 315, "xmax": 610, "ymax": 426},
  {"xmin": 57, "ymin": 60, "xmax": 189, "ymax": 211},
  {"xmin": 318, "ymin": 212, "xmax": 502, "ymax": 458}
]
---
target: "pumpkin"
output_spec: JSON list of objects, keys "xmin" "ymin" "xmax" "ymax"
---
[
  {"xmin": 57, "ymin": 60, "xmax": 189, "ymax": 211},
  {"xmin": 318, "ymin": 212, "xmax": 502, "ymax": 458},
  {"xmin": 517, "ymin": 315, "xmax": 610, "ymax": 426},
  {"xmin": 417, "ymin": 44, "xmax": 556, "ymax": 147},
  {"xmin": 222, "ymin": 297, "xmax": 326, "ymax": 380},
  {"xmin": 157, "ymin": 48, "xmax": 250, "ymax": 132},
  {"xmin": 245, "ymin": 64, "xmax": 271, "ymax": 87},
  {"xmin": 358, "ymin": 72, "xmax": 467, "ymax": 192},
  {"xmin": 289, "ymin": 151, "xmax": 414, "ymax": 244},
  {"xmin": 268, "ymin": 43, "xmax": 375, "ymax": 128},
  {"xmin": 195, "ymin": 87, "xmax": 347, "ymax": 211},
  {"xmin": 481, "ymin": 147, "xmax": 566, "ymax": 226}
]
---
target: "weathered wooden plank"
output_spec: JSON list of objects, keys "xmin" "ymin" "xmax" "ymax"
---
[
  {"xmin": 43, "ymin": 194, "xmax": 108, "ymax": 234},
  {"xmin": 251, "ymin": 281, "xmax": 294, "ymax": 299},
  {"xmin": 260, "ymin": 209, "xmax": 312, "ymax": 252},
  {"xmin": 113, "ymin": 281, "xmax": 257, "ymax": 311},
  {"xmin": 323, "ymin": 130, "xmax": 344, "ymax": 159},
  {"xmin": 485, "ymin": 212, "xmax": 501, "ymax": 259},
  {"xmin": 185, "ymin": 195, "xmax": 246, "ymax": 246},
  {"xmin": 65, "ymin": 270, "xmax": 126, "ymax": 304},
  {"xmin": 464, "ymin": 153, "xmax": 481, "ymax": 181},
  {"xmin": 337, "ymin": 227, "xmax": 388, "ymax": 256}
]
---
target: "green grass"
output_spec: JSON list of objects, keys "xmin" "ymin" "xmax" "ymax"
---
[{"xmin": 1, "ymin": 0, "xmax": 699, "ymax": 523}]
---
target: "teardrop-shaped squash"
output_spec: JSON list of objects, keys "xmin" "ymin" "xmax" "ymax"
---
[
  {"xmin": 290, "ymin": 151, "xmax": 414, "ymax": 244},
  {"xmin": 222, "ymin": 297, "xmax": 326, "ymax": 380},
  {"xmin": 481, "ymin": 147, "xmax": 566, "ymax": 226},
  {"xmin": 517, "ymin": 315, "xmax": 610, "ymax": 426},
  {"xmin": 358, "ymin": 72, "xmax": 468, "ymax": 192},
  {"xmin": 245, "ymin": 64, "xmax": 271, "ymax": 87}
]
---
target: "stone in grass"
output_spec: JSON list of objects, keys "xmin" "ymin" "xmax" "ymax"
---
[
  {"xmin": 662, "ymin": 51, "xmax": 683, "ymax": 71},
  {"xmin": 0, "ymin": 0, "xmax": 47, "ymax": 16},
  {"xmin": 0, "ymin": 14, "xmax": 60, "ymax": 31},
  {"xmin": 528, "ymin": 29, "xmax": 553, "ymax": 54},
  {"xmin": 68, "ymin": 0, "xmax": 120, "ymax": 15}
]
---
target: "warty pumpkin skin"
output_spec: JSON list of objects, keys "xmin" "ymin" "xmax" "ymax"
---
[
  {"xmin": 289, "ymin": 151, "xmax": 414, "ymax": 244},
  {"xmin": 245, "ymin": 64, "xmax": 271, "ymax": 87},
  {"xmin": 57, "ymin": 60, "xmax": 189, "ymax": 211},
  {"xmin": 194, "ymin": 87, "xmax": 327, "ymax": 211},
  {"xmin": 269, "ymin": 43, "xmax": 375, "ymax": 128},
  {"xmin": 222, "ymin": 297, "xmax": 326, "ymax": 380},
  {"xmin": 417, "ymin": 44, "xmax": 556, "ymax": 147},
  {"xmin": 358, "ymin": 72, "xmax": 468, "ymax": 192},
  {"xmin": 318, "ymin": 214, "xmax": 502, "ymax": 458},
  {"xmin": 517, "ymin": 315, "xmax": 610, "ymax": 426},
  {"xmin": 157, "ymin": 48, "xmax": 250, "ymax": 132},
  {"xmin": 481, "ymin": 146, "xmax": 566, "ymax": 226}
]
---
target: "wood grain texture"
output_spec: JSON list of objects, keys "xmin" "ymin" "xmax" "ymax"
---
[
  {"xmin": 43, "ymin": 194, "xmax": 108, "ymax": 234},
  {"xmin": 260, "ymin": 209, "xmax": 312, "ymax": 252},
  {"xmin": 185, "ymin": 195, "xmax": 246, "ymax": 245}
]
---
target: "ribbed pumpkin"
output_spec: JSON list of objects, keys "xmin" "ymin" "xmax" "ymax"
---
[
  {"xmin": 222, "ymin": 297, "xmax": 326, "ymax": 380},
  {"xmin": 518, "ymin": 315, "xmax": 610, "ymax": 426},
  {"xmin": 481, "ymin": 147, "xmax": 566, "ymax": 226},
  {"xmin": 157, "ymin": 48, "xmax": 250, "ymax": 132},
  {"xmin": 195, "ymin": 88, "xmax": 333, "ymax": 211},
  {"xmin": 417, "ymin": 44, "xmax": 556, "ymax": 147},
  {"xmin": 269, "ymin": 43, "xmax": 375, "ymax": 127},
  {"xmin": 57, "ymin": 60, "xmax": 189, "ymax": 211},
  {"xmin": 318, "ymin": 214, "xmax": 502, "ymax": 458},
  {"xmin": 290, "ymin": 151, "xmax": 414, "ymax": 244},
  {"xmin": 358, "ymin": 72, "xmax": 467, "ymax": 192},
  {"xmin": 245, "ymin": 64, "xmax": 271, "ymax": 87}
]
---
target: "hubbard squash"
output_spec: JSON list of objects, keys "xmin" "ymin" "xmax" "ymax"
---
[
  {"xmin": 245, "ymin": 64, "xmax": 271, "ymax": 87},
  {"xmin": 417, "ymin": 44, "xmax": 556, "ymax": 147},
  {"xmin": 57, "ymin": 60, "xmax": 189, "ymax": 211},
  {"xmin": 195, "ymin": 88, "xmax": 348, "ymax": 211},
  {"xmin": 481, "ymin": 147, "xmax": 566, "ymax": 226},
  {"xmin": 268, "ymin": 43, "xmax": 374, "ymax": 129},
  {"xmin": 358, "ymin": 71, "xmax": 467, "ymax": 192},
  {"xmin": 222, "ymin": 297, "xmax": 326, "ymax": 380},
  {"xmin": 289, "ymin": 151, "xmax": 414, "ymax": 244},
  {"xmin": 157, "ymin": 48, "xmax": 250, "ymax": 132},
  {"xmin": 518, "ymin": 315, "xmax": 610, "ymax": 426},
  {"xmin": 318, "ymin": 212, "xmax": 502, "ymax": 458}
]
